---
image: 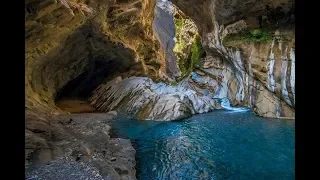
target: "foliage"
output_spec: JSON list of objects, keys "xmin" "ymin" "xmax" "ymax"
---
[
  {"xmin": 246, "ymin": 29, "xmax": 273, "ymax": 42},
  {"xmin": 169, "ymin": 81, "xmax": 178, "ymax": 86},
  {"xmin": 175, "ymin": 19, "xmax": 185, "ymax": 34},
  {"xmin": 173, "ymin": 38, "xmax": 186, "ymax": 54},
  {"xmin": 223, "ymin": 28, "xmax": 273, "ymax": 47},
  {"xmin": 173, "ymin": 17, "xmax": 204, "ymax": 82},
  {"xmin": 190, "ymin": 34, "xmax": 201, "ymax": 69}
]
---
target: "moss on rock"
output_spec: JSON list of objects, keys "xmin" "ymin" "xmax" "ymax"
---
[
  {"xmin": 172, "ymin": 11, "xmax": 204, "ymax": 82},
  {"xmin": 190, "ymin": 34, "xmax": 202, "ymax": 69},
  {"xmin": 222, "ymin": 28, "xmax": 273, "ymax": 48}
]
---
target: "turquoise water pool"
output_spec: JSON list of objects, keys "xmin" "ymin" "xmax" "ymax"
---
[{"xmin": 111, "ymin": 110, "xmax": 295, "ymax": 180}]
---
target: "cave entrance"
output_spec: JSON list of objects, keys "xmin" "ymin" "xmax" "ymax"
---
[{"xmin": 54, "ymin": 57, "xmax": 133, "ymax": 113}]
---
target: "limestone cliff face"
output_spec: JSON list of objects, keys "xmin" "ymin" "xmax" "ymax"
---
[
  {"xmin": 26, "ymin": 0, "xmax": 97, "ymax": 119},
  {"xmin": 152, "ymin": 0, "xmax": 204, "ymax": 81},
  {"xmin": 152, "ymin": 0, "xmax": 178, "ymax": 80},
  {"xmin": 169, "ymin": 0, "xmax": 295, "ymax": 118},
  {"xmin": 90, "ymin": 0, "xmax": 295, "ymax": 119}
]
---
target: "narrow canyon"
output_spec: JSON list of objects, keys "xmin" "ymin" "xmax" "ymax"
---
[{"xmin": 25, "ymin": 0, "xmax": 295, "ymax": 179}]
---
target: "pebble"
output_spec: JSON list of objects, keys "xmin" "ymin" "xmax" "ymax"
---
[{"xmin": 25, "ymin": 160, "xmax": 104, "ymax": 180}]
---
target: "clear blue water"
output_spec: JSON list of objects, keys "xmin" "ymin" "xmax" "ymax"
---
[{"xmin": 111, "ymin": 110, "xmax": 295, "ymax": 180}]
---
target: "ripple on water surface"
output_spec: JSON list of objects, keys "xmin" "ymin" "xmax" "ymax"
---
[{"xmin": 111, "ymin": 110, "xmax": 295, "ymax": 180}]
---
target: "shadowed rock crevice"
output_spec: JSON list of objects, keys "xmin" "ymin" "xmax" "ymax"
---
[
  {"xmin": 27, "ymin": 22, "xmax": 140, "ymax": 116},
  {"xmin": 53, "ymin": 39, "xmax": 137, "ymax": 101}
]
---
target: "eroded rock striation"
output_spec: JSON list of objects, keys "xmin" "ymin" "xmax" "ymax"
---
[
  {"xmin": 25, "ymin": 0, "xmax": 295, "ymax": 121},
  {"xmin": 90, "ymin": 76, "xmax": 222, "ymax": 121},
  {"xmin": 89, "ymin": 0, "xmax": 295, "ymax": 119},
  {"xmin": 168, "ymin": 0, "xmax": 295, "ymax": 118}
]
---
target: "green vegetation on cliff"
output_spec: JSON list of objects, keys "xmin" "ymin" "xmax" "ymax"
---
[
  {"xmin": 174, "ymin": 34, "xmax": 203, "ymax": 82},
  {"xmin": 190, "ymin": 34, "xmax": 201, "ymax": 69},
  {"xmin": 173, "ymin": 18, "xmax": 186, "ymax": 56},
  {"xmin": 222, "ymin": 28, "xmax": 273, "ymax": 48},
  {"xmin": 175, "ymin": 19, "xmax": 185, "ymax": 33},
  {"xmin": 169, "ymin": 81, "xmax": 179, "ymax": 86},
  {"xmin": 176, "ymin": 33, "xmax": 203, "ymax": 81},
  {"xmin": 173, "ymin": 15, "xmax": 203, "ymax": 82}
]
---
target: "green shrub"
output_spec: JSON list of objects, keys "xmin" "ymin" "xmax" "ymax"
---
[
  {"xmin": 173, "ymin": 17, "xmax": 204, "ymax": 81},
  {"xmin": 222, "ymin": 28, "xmax": 273, "ymax": 47},
  {"xmin": 175, "ymin": 19, "xmax": 185, "ymax": 34},
  {"xmin": 245, "ymin": 29, "xmax": 272, "ymax": 42},
  {"xmin": 190, "ymin": 34, "xmax": 201, "ymax": 68},
  {"xmin": 170, "ymin": 81, "xmax": 178, "ymax": 86}
]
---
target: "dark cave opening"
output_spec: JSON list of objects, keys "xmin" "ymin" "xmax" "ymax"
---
[
  {"xmin": 48, "ymin": 25, "xmax": 139, "ymax": 114},
  {"xmin": 55, "ymin": 60, "xmax": 112, "ymax": 99},
  {"xmin": 54, "ymin": 58, "xmax": 133, "ymax": 113}
]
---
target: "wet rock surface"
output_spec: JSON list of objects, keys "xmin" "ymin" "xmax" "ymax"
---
[
  {"xmin": 89, "ymin": 76, "xmax": 220, "ymax": 121},
  {"xmin": 25, "ymin": 112, "xmax": 136, "ymax": 180}
]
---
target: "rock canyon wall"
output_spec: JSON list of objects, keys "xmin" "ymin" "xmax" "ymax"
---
[
  {"xmin": 89, "ymin": 0, "xmax": 295, "ymax": 120},
  {"xmin": 25, "ymin": 0, "xmax": 295, "ymax": 121},
  {"xmin": 25, "ymin": 0, "xmax": 295, "ymax": 177},
  {"xmin": 25, "ymin": 0, "xmax": 161, "ymax": 120},
  {"xmin": 170, "ymin": 0, "xmax": 295, "ymax": 118}
]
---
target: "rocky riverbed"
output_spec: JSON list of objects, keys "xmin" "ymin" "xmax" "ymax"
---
[{"xmin": 25, "ymin": 112, "xmax": 136, "ymax": 180}]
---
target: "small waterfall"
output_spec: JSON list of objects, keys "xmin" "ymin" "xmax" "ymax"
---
[{"xmin": 220, "ymin": 98, "xmax": 249, "ymax": 112}]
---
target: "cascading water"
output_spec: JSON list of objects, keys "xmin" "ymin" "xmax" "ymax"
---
[{"xmin": 220, "ymin": 98, "xmax": 250, "ymax": 112}]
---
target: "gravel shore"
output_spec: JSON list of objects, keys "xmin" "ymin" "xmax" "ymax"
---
[{"xmin": 25, "ymin": 112, "xmax": 136, "ymax": 180}]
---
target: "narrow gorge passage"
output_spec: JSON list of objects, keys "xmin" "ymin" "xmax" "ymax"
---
[{"xmin": 25, "ymin": 0, "xmax": 295, "ymax": 179}]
